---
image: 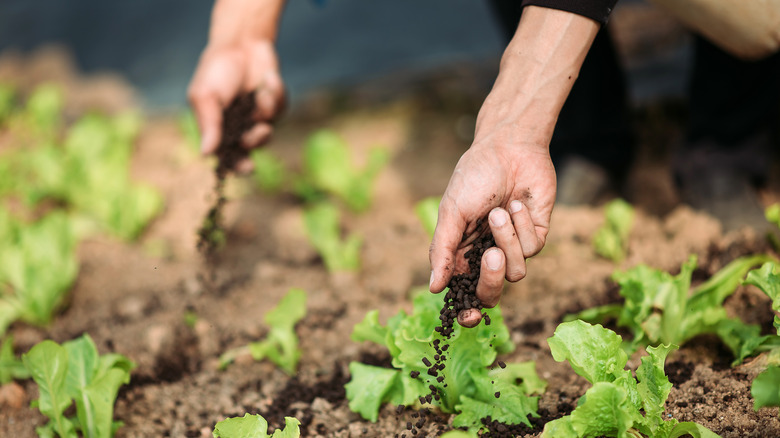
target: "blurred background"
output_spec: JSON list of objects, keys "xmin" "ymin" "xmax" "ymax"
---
[{"xmin": 0, "ymin": 0, "xmax": 690, "ymax": 112}]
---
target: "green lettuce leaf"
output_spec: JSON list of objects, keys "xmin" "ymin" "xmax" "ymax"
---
[
  {"xmin": 548, "ymin": 320, "xmax": 628, "ymax": 384},
  {"xmin": 0, "ymin": 335, "xmax": 29, "ymax": 384},
  {"xmin": 251, "ymin": 149, "xmax": 287, "ymax": 193},
  {"xmin": 593, "ymin": 198, "xmax": 635, "ymax": 263},
  {"xmin": 347, "ymin": 288, "xmax": 539, "ymax": 431},
  {"xmin": 752, "ymin": 365, "xmax": 780, "ymax": 412},
  {"xmin": 220, "ymin": 289, "xmax": 307, "ymax": 375},
  {"xmin": 744, "ymin": 261, "xmax": 780, "ymax": 335},
  {"xmin": 22, "ymin": 340, "xmax": 77, "ymax": 438},
  {"xmin": 303, "ymin": 202, "xmax": 362, "ymax": 272},
  {"xmin": 212, "ymin": 413, "xmax": 300, "ymax": 438},
  {"xmin": 296, "ymin": 130, "xmax": 388, "ymax": 212},
  {"xmin": 414, "ymin": 196, "xmax": 440, "ymax": 238}
]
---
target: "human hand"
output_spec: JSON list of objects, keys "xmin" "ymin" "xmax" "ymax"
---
[
  {"xmin": 187, "ymin": 39, "xmax": 285, "ymax": 170},
  {"xmin": 429, "ymin": 127, "xmax": 556, "ymax": 328}
]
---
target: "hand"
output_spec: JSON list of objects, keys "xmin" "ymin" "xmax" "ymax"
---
[
  {"xmin": 187, "ymin": 39, "xmax": 285, "ymax": 170},
  {"xmin": 429, "ymin": 125, "xmax": 556, "ymax": 328}
]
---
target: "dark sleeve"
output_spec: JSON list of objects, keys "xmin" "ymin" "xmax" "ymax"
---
[{"xmin": 521, "ymin": 0, "xmax": 618, "ymax": 25}]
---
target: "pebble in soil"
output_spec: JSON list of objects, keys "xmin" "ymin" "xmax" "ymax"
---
[{"xmin": 196, "ymin": 92, "xmax": 256, "ymax": 283}]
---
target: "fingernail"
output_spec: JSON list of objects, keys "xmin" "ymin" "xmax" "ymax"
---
[
  {"xmin": 489, "ymin": 208, "xmax": 507, "ymax": 227},
  {"xmin": 510, "ymin": 200, "xmax": 523, "ymax": 213},
  {"xmin": 429, "ymin": 270, "xmax": 435, "ymax": 288},
  {"xmin": 486, "ymin": 249, "xmax": 502, "ymax": 271}
]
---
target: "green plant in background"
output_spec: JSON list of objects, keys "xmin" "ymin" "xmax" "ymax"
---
[
  {"xmin": 741, "ymin": 262, "xmax": 780, "ymax": 415},
  {"xmin": 212, "ymin": 414, "xmax": 300, "ymax": 438},
  {"xmin": 346, "ymin": 288, "xmax": 545, "ymax": 433},
  {"xmin": 0, "ymin": 83, "xmax": 15, "ymax": 124},
  {"xmin": 0, "ymin": 84, "xmax": 163, "ymax": 241},
  {"xmin": 293, "ymin": 129, "xmax": 388, "ymax": 212},
  {"xmin": 569, "ymin": 254, "xmax": 775, "ymax": 361},
  {"xmin": 0, "ymin": 209, "xmax": 79, "ymax": 336},
  {"xmin": 178, "ymin": 109, "xmax": 201, "ymax": 151},
  {"xmin": 0, "ymin": 335, "xmax": 29, "ymax": 384},
  {"xmin": 542, "ymin": 321, "xmax": 719, "ymax": 438},
  {"xmin": 303, "ymin": 202, "xmax": 362, "ymax": 273},
  {"xmin": 415, "ymin": 196, "xmax": 440, "ymax": 238},
  {"xmin": 219, "ymin": 288, "xmax": 307, "ymax": 375},
  {"xmin": 22, "ymin": 334, "xmax": 135, "ymax": 438},
  {"xmin": 766, "ymin": 203, "xmax": 780, "ymax": 229},
  {"xmin": 251, "ymin": 149, "xmax": 287, "ymax": 193},
  {"xmin": 593, "ymin": 198, "xmax": 635, "ymax": 263}
]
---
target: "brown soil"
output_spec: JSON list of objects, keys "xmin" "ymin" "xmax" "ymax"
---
[{"xmin": 1, "ymin": 47, "xmax": 780, "ymax": 438}]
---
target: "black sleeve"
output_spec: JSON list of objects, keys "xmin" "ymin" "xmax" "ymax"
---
[{"xmin": 521, "ymin": 0, "xmax": 618, "ymax": 25}]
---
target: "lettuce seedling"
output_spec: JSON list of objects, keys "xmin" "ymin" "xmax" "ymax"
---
[
  {"xmin": 741, "ymin": 261, "xmax": 780, "ymax": 415},
  {"xmin": 0, "ymin": 209, "xmax": 79, "ymax": 336},
  {"xmin": 293, "ymin": 130, "xmax": 388, "ymax": 212},
  {"xmin": 752, "ymin": 364, "xmax": 780, "ymax": 415},
  {"xmin": 303, "ymin": 202, "xmax": 362, "ymax": 273},
  {"xmin": 415, "ymin": 196, "xmax": 440, "ymax": 238},
  {"xmin": 346, "ymin": 288, "xmax": 544, "ymax": 433},
  {"xmin": 593, "ymin": 198, "xmax": 635, "ymax": 263},
  {"xmin": 766, "ymin": 204, "xmax": 780, "ymax": 229},
  {"xmin": 569, "ymin": 254, "xmax": 775, "ymax": 360},
  {"xmin": 213, "ymin": 414, "xmax": 300, "ymax": 438},
  {"xmin": 1, "ymin": 106, "xmax": 162, "ymax": 241},
  {"xmin": 251, "ymin": 149, "xmax": 287, "ymax": 193},
  {"xmin": 0, "ymin": 335, "xmax": 29, "ymax": 384},
  {"xmin": 542, "ymin": 320, "xmax": 718, "ymax": 438},
  {"xmin": 22, "ymin": 334, "xmax": 135, "ymax": 438},
  {"xmin": 219, "ymin": 288, "xmax": 307, "ymax": 375}
]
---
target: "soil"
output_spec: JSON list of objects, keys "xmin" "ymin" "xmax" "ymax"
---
[{"xmin": 2, "ymin": 46, "xmax": 780, "ymax": 438}]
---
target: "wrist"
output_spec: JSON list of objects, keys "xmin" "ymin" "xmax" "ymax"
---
[
  {"xmin": 209, "ymin": 0, "xmax": 286, "ymax": 46},
  {"xmin": 475, "ymin": 6, "xmax": 599, "ymax": 148}
]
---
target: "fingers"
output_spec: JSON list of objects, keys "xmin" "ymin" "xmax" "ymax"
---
[
  {"xmin": 429, "ymin": 201, "xmax": 466, "ymax": 293},
  {"xmin": 476, "ymin": 248, "xmax": 505, "ymax": 308},
  {"xmin": 254, "ymin": 72, "xmax": 286, "ymax": 121},
  {"xmin": 241, "ymin": 122, "xmax": 273, "ymax": 149},
  {"xmin": 509, "ymin": 200, "xmax": 544, "ymax": 257},
  {"xmin": 188, "ymin": 92, "xmax": 223, "ymax": 155},
  {"xmin": 489, "ymin": 208, "xmax": 526, "ymax": 282},
  {"xmin": 458, "ymin": 308, "xmax": 482, "ymax": 328}
]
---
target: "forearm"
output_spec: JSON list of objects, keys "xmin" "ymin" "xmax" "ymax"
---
[
  {"xmin": 476, "ymin": 6, "xmax": 600, "ymax": 150},
  {"xmin": 208, "ymin": 0, "xmax": 287, "ymax": 46}
]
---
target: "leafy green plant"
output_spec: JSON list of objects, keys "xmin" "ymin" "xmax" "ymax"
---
[
  {"xmin": 346, "ymin": 288, "xmax": 545, "ymax": 433},
  {"xmin": 415, "ymin": 196, "xmax": 440, "ymax": 238},
  {"xmin": 22, "ymin": 334, "xmax": 135, "ymax": 438},
  {"xmin": 766, "ymin": 203, "xmax": 780, "ymax": 229},
  {"xmin": 293, "ymin": 129, "xmax": 388, "ymax": 212},
  {"xmin": 741, "ymin": 262, "xmax": 780, "ymax": 415},
  {"xmin": 542, "ymin": 320, "xmax": 718, "ymax": 438},
  {"xmin": 251, "ymin": 149, "xmax": 287, "ymax": 193},
  {"xmin": 569, "ymin": 254, "xmax": 775, "ymax": 360},
  {"xmin": 178, "ymin": 109, "xmax": 201, "ymax": 151},
  {"xmin": 0, "ymin": 209, "xmax": 79, "ymax": 336},
  {"xmin": 593, "ymin": 198, "xmax": 635, "ymax": 263},
  {"xmin": 303, "ymin": 202, "xmax": 362, "ymax": 272},
  {"xmin": 213, "ymin": 414, "xmax": 300, "ymax": 438},
  {"xmin": 0, "ymin": 82, "xmax": 15, "ymax": 124},
  {"xmin": 0, "ymin": 335, "xmax": 29, "ymax": 384},
  {"xmin": 0, "ymin": 89, "xmax": 162, "ymax": 241},
  {"xmin": 219, "ymin": 288, "xmax": 307, "ymax": 375}
]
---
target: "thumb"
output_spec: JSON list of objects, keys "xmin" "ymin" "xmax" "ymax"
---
[
  {"xmin": 190, "ymin": 93, "xmax": 223, "ymax": 155},
  {"xmin": 429, "ymin": 205, "xmax": 465, "ymax": 293}
]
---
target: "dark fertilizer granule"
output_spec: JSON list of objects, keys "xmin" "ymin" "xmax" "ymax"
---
[
  {"xmin": 402, "ymin": 231, "xmax": 500, "ymax": 434},
  {"xmin": 196, "ymin": 92, "xmax": 256, "ymax": 284},
  {"xmin": 435, "ymin": 231, "xmax": 496, "ymax": 338}
]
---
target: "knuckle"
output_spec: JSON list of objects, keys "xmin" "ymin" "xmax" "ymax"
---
[{"xmin": 506, "ymin": 268, "xmax": 526, "ymax": 283}]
